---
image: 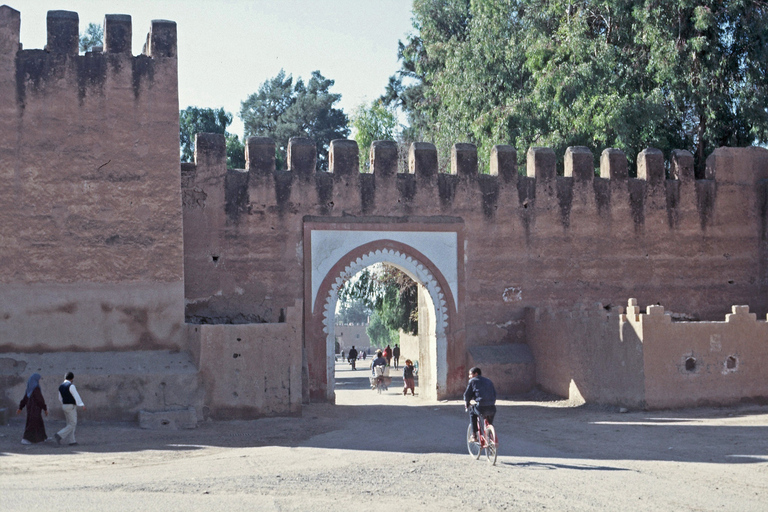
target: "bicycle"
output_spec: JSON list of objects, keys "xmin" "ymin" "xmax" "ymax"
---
[
  {"xmin": 466, "ymin": 408, "xmax": 498, "ymax": 465},
  {"xmin": 373, "ymin": 365, "xmax": 387, "ymax": 394}
]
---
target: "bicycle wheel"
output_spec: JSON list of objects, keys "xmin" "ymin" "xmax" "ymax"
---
[
  {"xmin": 484, "ymin": 424, "xmax": 498, "ymax": 465},
  {"xmin": 377, "ymin": 378, "xmax": 384, "ymax": 394},
  {"xmin": 467, "ymin": 423, "xmax": 481, "ymax": 459}
]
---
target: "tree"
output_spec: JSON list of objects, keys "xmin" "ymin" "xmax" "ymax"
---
[
  {"xmin": 179, "ymin": 107, "xmax": 245, "ymax": 169},
  {"xmin": 240, "ymin": 70, "xmax": 350, "ymax": 171},
  {"xmin": 336, "ymin": 296, "xmax": 372, "ymax": 324},
  {"xmin": 79, "ymin": 22, "xmax": 103, "ymax": 53},
  {"xmin": 366, "ymin": 311, "xmax": 399, "ymax": 348},
  {"xmin": 386, "ymin": 0, "xmax": 768, "ymax": 176},
  {"xmin": 339, "ymin": 265, "xmax": 418, "ymax": 335},
  {"xmin": 350, "ymin": 100, "xmax": 399, "ymax": 171}
]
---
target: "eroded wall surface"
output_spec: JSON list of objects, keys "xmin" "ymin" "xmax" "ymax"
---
[
  {"xmin": 627, "ymin": 302, "xmax": 768, "ymax": 408},
  {"xmin": 183, "ymin": 134, "xmax": 768, "ymax": 401},
  {"xmin": 190, "ymin": 300, "xmax": 303, "ymax": 419},
  {"xmin": 0, "ymin": 8, "xmax": 184, "ymax": 353}
]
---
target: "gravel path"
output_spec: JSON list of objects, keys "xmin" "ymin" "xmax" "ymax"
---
[{"xmin": 1, "ymin": 361, "xmax": 767, "ymax": 511}]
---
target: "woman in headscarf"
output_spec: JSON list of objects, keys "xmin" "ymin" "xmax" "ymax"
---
[{"xmin": 17, "ymin": 373, "xmax": 48, "ymax": 444}]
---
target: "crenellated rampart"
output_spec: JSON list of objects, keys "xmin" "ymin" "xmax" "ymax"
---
[
  {"xmin": 1, "ymin": 6, "xmax": 767, "ymax": 416},
  {"xmin": 0, "ymin": 6, "xmax": 184, "ymax": 354},
  {"xmin": 183, "ymin": 134, "xmax": 768, "ymax": 327}
]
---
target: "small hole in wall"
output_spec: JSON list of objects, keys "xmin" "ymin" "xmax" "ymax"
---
[
  {"xmin": 685, "ymin": 357, "xmax": 696, "ymax": 372},
  {"xmin": 728, "ymin": 280, "xmax": 734, "ymax": 284},
  {"xmin": 233, "ymin": 353, "xmax": 241, "ymax": 359},
  {"xmin": 161, "ymin": 420, "xmax": 170, "ymax": 426},
  {"xmin": 211, "ymin": 255, "xmax": 219, "ymax": 264},
  {"xmin": 236, "ymin": 338, "xmax": 241, "ymax": 342},
  {"xmin": 726, "ymin": 356, "xmax": 737, "ymax": 370}
]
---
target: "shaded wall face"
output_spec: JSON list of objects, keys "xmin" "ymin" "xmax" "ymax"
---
[
  {"xmin": 192, "ymin": 301, "xmax": 303, "ymax": 419},
  {"xmin": 526, "ymin": 304, "xmax": 646, "ymax": 406},
  {"xmin": 0, "ymin": 11, "xmax": 184, "ymax": 352}
]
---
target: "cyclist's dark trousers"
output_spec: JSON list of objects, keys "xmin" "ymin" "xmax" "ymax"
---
[{"xmin": 469, "ymin": 404, "xmax": 496, "ymax": 435}]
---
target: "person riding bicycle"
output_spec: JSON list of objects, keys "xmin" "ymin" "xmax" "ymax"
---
[
  {"xmin": 370, "ymin": 349, "xmax": 387, "ymax": 384},
  {"xmin": 464, "ymin": 366, "xmax": 496, "ymax": 443},
  {"xmin": 347, "ymin": 346, "xmax": 358, "ymax": 370}
]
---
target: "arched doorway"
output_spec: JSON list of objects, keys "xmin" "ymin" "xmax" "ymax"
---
[{"xmin": 303, "ymin": 221, "xmax": 465, "ymax": 402}]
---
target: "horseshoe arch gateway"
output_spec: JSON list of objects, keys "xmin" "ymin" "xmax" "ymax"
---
[{"xmin": 303, "ymin": 219, "xmax": 466, "ymax": 402}]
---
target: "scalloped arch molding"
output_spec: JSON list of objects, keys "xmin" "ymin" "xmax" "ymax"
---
[{"xmin": 311, "ymin": 230, "xmax": 458, "ymax": 398}]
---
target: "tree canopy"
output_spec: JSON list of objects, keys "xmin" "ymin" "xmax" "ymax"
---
[
  {"xmin": 179, "ymin": 106, "xmax": 245, "ymax": 169},
  {"xmin": 339, "ymin": 265, "xmax": 418, "ymax": 335},
  {"xmin": 350, "ymin": 100, "xmax": 399, "ymax": 171},
  {"xmin": 79, "ymin": 22, "xmax": 103, "ymax": 53},
  {"xmin": 384, "ymin": 0, "xmax": 768, "ymax": 175},
  {"xmin": 240, "ymin": 70, "xmax": 350, "ymax": 171}
]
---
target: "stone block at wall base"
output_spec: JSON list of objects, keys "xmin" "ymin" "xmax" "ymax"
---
[
  {"xmin": 467, "ymin": 344, "xmax": 535, "ymax": 395},
  {"xmin": 139, "ymin": 407, "xmax": 197, "ymax": 429}
]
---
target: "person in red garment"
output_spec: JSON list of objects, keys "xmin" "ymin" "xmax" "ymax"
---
[{"xmin": 17, "ymin": 373, "xmax": 48, "ymax": 444}]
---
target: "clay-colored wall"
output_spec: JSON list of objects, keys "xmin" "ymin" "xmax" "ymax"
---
[
  {"xmin": 629, "ymin": 303, "xmax": 768, "ymax": 409},
  {"xmin": 191, "ymin": 300, "xmax": 303, "ymax": 419},
  {"xmin": 0, "ymin": 8, "xmax": 184, "ymax": 352},
  {"xmin": 0, "ymin": 350, "xmax": 203, "ymax": 421},
  {"xmin": 336, "ymin": 324, "xmax": 370, "ymax": 352},
  {"xmin": 183, "ymin": 134, "xmax": 768, "ymax": 400},
  {"xmin": 526, "ymin": 304, "xmax": 646, "ymax": 406}
]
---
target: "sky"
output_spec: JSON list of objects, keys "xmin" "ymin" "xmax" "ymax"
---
[{"xmin": 13, "ymin": 0, "xmax": 416, "ymax": 137}]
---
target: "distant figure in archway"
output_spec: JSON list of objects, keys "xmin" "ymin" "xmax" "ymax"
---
[
  {"xmin": 347, "ymin": 346, "xmax": 358, "ymax": 370},
  {"xmin": 403, "ymin": 359, "xmax": 416, "ymax": 396},
  {"xmin": 392, "ymin": 344, "xmax": 400, "ymax": 369},
  {"xmin": 384, "ymin": 345, "xmax": 392, "ymax": 366}
]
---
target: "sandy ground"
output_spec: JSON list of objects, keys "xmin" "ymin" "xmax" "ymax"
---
[{"xmin": 1, "ymin": 361, "xmax": 767, "ymax": 511}]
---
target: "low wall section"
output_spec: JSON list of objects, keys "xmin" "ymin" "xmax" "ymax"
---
[
  {"xmin": 626, "ymin": 301, "xmax": 768, "ymax": 408},
  {"xmin": 189, "ymin": 300, "xmax": 303, "ymax": 419}
]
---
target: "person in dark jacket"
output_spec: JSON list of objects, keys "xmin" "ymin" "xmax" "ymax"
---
[
  {"xmin": 463, "ymin": 367, "xmax": 496, "ymax": 442},
  {"xmin": 55, "ymin": 372, "xmax": 86, "ymax": 446},
  {"xmin": 17, "ymin": 373, "xmax": 48, "ymax": 444},
  {"xmin": 347, "ymin": 346, "xmax": 358, "ymax": 370}
]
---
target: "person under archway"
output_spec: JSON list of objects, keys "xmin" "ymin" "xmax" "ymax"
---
[{"xmin": 384, "ymin": 345, "xmax": 392, "ymax": 366}]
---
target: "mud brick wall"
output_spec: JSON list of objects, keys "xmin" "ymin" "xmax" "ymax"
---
[
  {"xmin": 183, "ymin": 134, "xmax": 768, "ymax": 397},
  {"xmin": 0, "ymin": 8, "xmax": 184, "ymax": 352}
]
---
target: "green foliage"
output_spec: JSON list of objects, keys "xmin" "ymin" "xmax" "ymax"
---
[
  {"xmin": 366, "ymin": 312, "xmax": 399, "ymax": 348},
  {"xmin": 351, "ymin": 100, "xmax": 399, "ymax": 171},
  {"xmin": 179, "ymin": 107, "xmax": 245, "ymax": 169},
  {"xmin": 240, "ymin": 70, "xmax": 350, "ymax": 171},
  {"xmin": 79, "ymin": 23, "xmax": 103, "ymax": 53},
  {"xmin": 385, "ymin": 0, "xmax": 768, "ymax": 175},
  {"xmin": 339, "ymin": 265, "xmax": 418, "ymax": 335},
  {"xmin": 226, "ymin": 134, "xmax": 245, "ymax": 169},
  {"xmin": 336, "ymin": 296, "xmax": 372, "ymax": 324}
]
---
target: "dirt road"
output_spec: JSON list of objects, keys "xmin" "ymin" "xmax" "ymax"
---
[{"xmin": 1, "ymin": 361, "xmax": 767, "ymax": 511}]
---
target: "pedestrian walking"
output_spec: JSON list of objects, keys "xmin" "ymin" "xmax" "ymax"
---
[
  {"xmin": 402, "ymin": 359, "xmax": 416, "ymax": 396},
  {"xmin": 384, "ymin": 344, "xmax": 392, "ymax": 366},
  {"xmin": 55, "ymin": 372, "xmax": 85, "ymax": 446},
  {"xmin": 392, "ymin": 344, "xmax": 400, "ymax": 369},
  {"xmin": 347, "ymin": 346, "xmax": 358, "ymax": 370},
  {"xmin": 17, "ymin": 373, "xmax": 48, "ymax": 444}
]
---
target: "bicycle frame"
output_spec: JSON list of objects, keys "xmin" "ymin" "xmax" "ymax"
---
[{"xmin": 466, "ymin": 406, "xmax": 498, "ymax": 465}]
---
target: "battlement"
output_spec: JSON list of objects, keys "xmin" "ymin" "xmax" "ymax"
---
[
  {"xmin": 0, "ymin": 6, "xmax": 176, "ymax": 105},
  {"xmin": 187, "ymin": 133, "xmax": 768, "ymax": 232}
]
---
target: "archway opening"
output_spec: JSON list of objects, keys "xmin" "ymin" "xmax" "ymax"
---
[
  {"xmin": 316, "ymin": 246, "xmax": 451, "ymax": 403},
  {"xmin": 332, "ymin": 263, "xmax": 431, "ymax": 401}
]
